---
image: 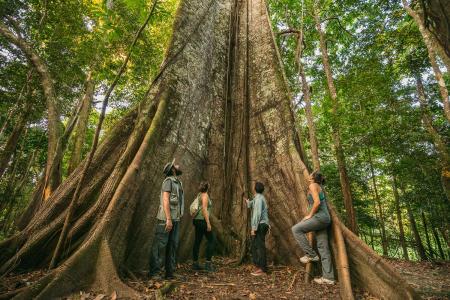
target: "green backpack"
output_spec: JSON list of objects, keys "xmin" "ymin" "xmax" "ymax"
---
[{"xmin": 189, "ymin": 193, "xmax": 201, "ymax": 217}]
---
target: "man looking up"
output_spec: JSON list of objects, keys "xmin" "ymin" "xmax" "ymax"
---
[{"xmin": 150, "ymin": 159, "xmax": 184, "ymax": 280}]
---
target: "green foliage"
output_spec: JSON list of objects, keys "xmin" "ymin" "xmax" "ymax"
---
[
  {"xmin": 0, "ymin": 0, "xmax": 179, "ymax": 236},
  {"xmin": 269, "ymin": 0, "xmax": 449, "ymax": 260}
]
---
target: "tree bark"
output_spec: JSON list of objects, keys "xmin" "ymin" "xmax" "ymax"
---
[
  {"xmin": 402, "ymin": 0, "xmax": 450, "ymax": 72},
  {"xmin": 295, "ymin": 27, "xmax": 320, "ymax": 171},
  {"xmin": 367, "ymin": 148, "xmax": 388, "ymax": 256},
  {"xmin": 414, "ymin": 73, "xmax": 450, "ymax": 200},
  {"xmin": 392, "ymin": 174, "xmax": 409, "ymax": 260},
  {"xmin": 421, "ymin": 211, "xmax": 435, "ymax": 259},
  {"xmin": 431, "ymin": 223, "xmax": 446, "ymax": 259},
  {"xmin": 312, "ymin": 2, "xmax": 357, "ymax": 233},
  {"xmin": 0, "ymin": 21, "xmax": 63, "ymax": 199},
  {"xmin": 68, "ymin": 71, "xmax": 94, "ymax": 175},
  {"xmin": 0, "ymin": 0, "xmax": 419, "ymax": 299},
  {"xmin": 405, "ymin": 199, "xmax": 427, "ymax": 260},
  {"xmin": 404, "ymin": 2, "xmax": 450, "ymax": 123},
  {"xmin": 0, "ymin": 74, "xmax": 33, "ymax": 180}
]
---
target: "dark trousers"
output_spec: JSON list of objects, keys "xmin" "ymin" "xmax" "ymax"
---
[
  {"xmin": 192, "ymin": 219, "xmax": 215, "ymax": 261},
  {"xmin": 251, "ymin": 223, "xmax": 269, "ymax": 272},
  {"xmin": 150, "ymin": 220, "xmax": 179, "ymax": 277}
]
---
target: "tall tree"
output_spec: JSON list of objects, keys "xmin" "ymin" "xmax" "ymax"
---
[
  {"xmin": 0, "ymin": 22, "xmax": 63, "ymax": 198},
  {"xmin": 402, "ymin": 0, "xmax": 450, "ymax": 71},
  {"xmin": 0, "ymin": 0, "xmax": 418, "ymax": 299},
  {"xmin": 413, "ymin": 72, "xmax": 450, "ymax": 200},
  {"xmin": 393, "ymin": 173, "xmax": 409, "ymax": 260},
  {"xmin": 67, "ymin": 72, "xmax": 94, "ymax": 175},
  {"xmin": 312, "ymin": 0, "xmax": 357, "ymax": 233}
]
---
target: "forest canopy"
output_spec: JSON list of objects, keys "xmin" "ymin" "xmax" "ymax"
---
[{"xmin": 0, "ymin": 0, "xmax": 449, "ymax": 299}]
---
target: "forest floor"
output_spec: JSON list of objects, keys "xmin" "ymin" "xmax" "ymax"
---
[{"xmin": 1, "ymin": 257, "xmax": 449, "ymax": 299}]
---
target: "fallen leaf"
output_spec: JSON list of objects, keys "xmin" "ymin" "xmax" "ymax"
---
[
  {"xmin": 93, "ymin": 294, "xmax": 105, "ymax": 300},
  {"xmin": 249, "ymin": 292, "xmax": 257, "ymax": 299}
]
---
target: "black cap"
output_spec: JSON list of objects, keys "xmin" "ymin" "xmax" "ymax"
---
[{"xmin": 163, "ymin": 158, "xmax": 176, "ymax": 175}]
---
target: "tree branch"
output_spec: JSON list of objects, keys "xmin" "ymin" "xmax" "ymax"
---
[
  {"xmin": 277, "ymin": 28, "xmax": 300, "ymax": 36},
  {"xmin": 321, "ymin": 16, "xmax": 355, "ymax": 38}
]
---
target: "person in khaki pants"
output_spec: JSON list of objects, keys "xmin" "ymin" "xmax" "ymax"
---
[
  {"xmin": 149, "ymin": 159, "xmax": 184, "ymax": 280},
  {"xmin": 291, "ymin": 171, "xmax": 335, "ymax": 285}
]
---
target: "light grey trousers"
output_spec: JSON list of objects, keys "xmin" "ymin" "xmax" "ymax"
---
[{"xmin": 291, "ymin": 217, "xmax": 335, "ymax": 280}]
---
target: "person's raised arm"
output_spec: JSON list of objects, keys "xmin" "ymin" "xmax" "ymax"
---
[
  {"xmin": 201, "ymin": 193, "xmax": 211, "ymax": 231},
  {"xmin": 304, "ymin": 183, "xmax": 320, "ymax": 220},
  {"xmin": 163, "ymin": 191, "xmax": 172, "ymax": 231}
]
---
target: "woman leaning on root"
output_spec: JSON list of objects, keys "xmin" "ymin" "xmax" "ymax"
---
[{"xmin": 291, "ymin": 171, "xmax": 335, "ymax": 285}]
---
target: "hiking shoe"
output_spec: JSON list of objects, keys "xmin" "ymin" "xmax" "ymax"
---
[
  {"xmin": 192, "ymin": 261, "xmax": 204, "ymax": 271},
  {"xmin": 313, "ymin": 277, "xmax": 335, "ymax": 285},
  {"xmin": 251, "ymin": 269, "xmax": 266, "ymax": 276},
  {"xmin": 299, "ymin": 255, "xmax": 319, "ymax": 264},
  {"xmin": 205, "ymin": 261, "xmax": 216, "ymax": 272}
]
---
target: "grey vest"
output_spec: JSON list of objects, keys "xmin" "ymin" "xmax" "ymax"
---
[{"xmin": 156, "ymin": 176, "xmax": 185, "ymax": 221}]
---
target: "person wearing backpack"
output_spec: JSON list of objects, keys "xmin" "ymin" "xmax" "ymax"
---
[
  {"xmin": 149, "ymin": 159, "xmax": 184, "ymax": 280},
  {"xmin": 190, "ymin": 181, "xmax": 215, "ymax": 272},
  {"xmin": 245, "ymin": 181, "xmax": 270, "ymax": 276}
]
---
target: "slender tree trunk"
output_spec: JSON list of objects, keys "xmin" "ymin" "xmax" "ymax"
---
[
  {"xmin": 0, "ymin": 109, "xmax": 13, "ymax": 138},
  {"xmin": 68, "ymin": 71, "xmax": 94, "ymax": 175},
  {"xmin": 414, "ymin": 73, "xmax": 450, "ymax": 200},
  {"xmin": 0, "ymin": 79, "xmax": 33, "ymax": 179},
  {"xmin": 370, "ymin": 226, "xmax": 375, "ymax": 249},
  {"xmin": 431, "ymin": 224, "xmax": 446, "ymax": 259},
  {"xmin": 402, "ymin": 0, "xmax": 450, "ymax": 71},
  {"xmin": 367, "ymin": 149, "xmax": 388, "ymax": 256},
  {"xmin": 312, "ymin": 2, "xmax": 357, "ymax": 233},
  {"xmin": 421, "ymin": 211, "xmax": 435, "ymax": 259},
  {"xmin": 295, "ymin": 27, "xmax": 320, "ymax": 170},
  {"xmin": 0, "ymin": 21, "xmax": 63, "ymax": 200},
  {"xmin": 392, "ymin": 174, "xmax": 409, "ymax": 260},
  {"xmin": 402, "ymin": 1, "xmax": 450, "ymax": 122},
  {"xmin": 405, "ymin": 199, "xmax": 427, "ymax": 260},
  {"xmin": 429, "ymin": 52, "xmax": 450, "ymax": 122}
]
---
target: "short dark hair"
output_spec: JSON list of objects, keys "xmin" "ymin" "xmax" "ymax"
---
[
  {"xmin": 199, "ymin": 181, "xmax": 209, "ymax": 193},
  {"xmin": 255, "ymin": 181, "xmax": 264, "ymax": 193},
  {"xmin": 311, "ymin": 171, "xmax": 325, "ymax": 185}
]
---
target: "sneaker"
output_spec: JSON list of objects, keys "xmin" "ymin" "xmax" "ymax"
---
[
  {"xmin": 251, "ymin": 269, "xmax": 266, "ymax": 276},
  {"xmin": 313, "ymin": 277, "xmax": 335, "ymax": 285},
  {"xmin": 205, "ymin": 261, "xmax": 216, "ymax": 272},
  {"xmin": 192, "ymin": 261, "xmax": 204, "ymax": 271},
  {"xmin": 299, "ymin": 255, "xmax": 319, "ymax": 264}
]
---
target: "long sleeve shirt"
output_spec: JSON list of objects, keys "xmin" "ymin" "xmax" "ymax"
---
[{"xmin": 247, "ymin": 193, "xmax": 269, "ymax": 231}]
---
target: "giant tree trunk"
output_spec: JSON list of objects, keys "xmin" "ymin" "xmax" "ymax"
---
[
  {"xmin": 312, "ymin": 3, "xmax": 357, "ymax": 234},
  {"xmin": 0, "ymin": 0, "xmax": 418, "ymax": 299}
]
